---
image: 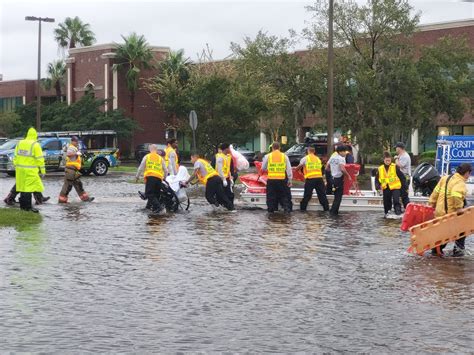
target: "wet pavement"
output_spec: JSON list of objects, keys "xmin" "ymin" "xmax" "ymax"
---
[{"xmin": 0, "ymin": 173, "xmax": 473, "ymax": 352}]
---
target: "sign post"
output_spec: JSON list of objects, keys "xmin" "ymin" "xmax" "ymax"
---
[{"xmin": 189, "ymin": 110, "xmax": 198, "ymax": 152}]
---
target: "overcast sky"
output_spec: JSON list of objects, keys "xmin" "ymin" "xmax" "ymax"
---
[{"xmin": 0, "ymin": 0, "xmax": 473, "ymax": 80}]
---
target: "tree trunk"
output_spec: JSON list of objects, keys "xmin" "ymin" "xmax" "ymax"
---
[{"xmin": 55, "ymin": 81, "xmax": 62, "ymax": 101}]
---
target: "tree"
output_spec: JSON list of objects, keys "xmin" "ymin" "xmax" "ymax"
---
[
  {"xmin": 54, "ymin": 16, "xmax": 96, "ymax": 50},
  {"xmin": 158, "ymin": 49, "xmax": 191, "ymax": 83},
  {"xmin": 13, "ymin": 96, "xmax": 137, "ymax": 139},
  {"xmin": 304, "ymin": 0, "xmax": 424, "ymax": 158},
  {"xmin": 113, "ymin": 33, "xmax": 154, "ymax": 116},
  {"xmin": 42, "ymin": 60, "xmax": 66, "ymax": 100},
  {"xmin": 231, "ymin": 31, "xmax": 307, "ymax": 142},
  {"xmin": 0, "ymin": 112, "xmax": 21, "ymax": 137}
]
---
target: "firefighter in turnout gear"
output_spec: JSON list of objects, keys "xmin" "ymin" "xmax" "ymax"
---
[
  {"xmin": 58, "ymin": 136, "xmax": 94, "ymax": 203},
  {"xmin": 428, "ymin": 163, "xmax": 471, "ymax": 257}
]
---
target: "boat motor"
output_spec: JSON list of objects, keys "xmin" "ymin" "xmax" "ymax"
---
[{"xmin": 412, "ymin": 163, "xmax": 441, "ymax": 196}]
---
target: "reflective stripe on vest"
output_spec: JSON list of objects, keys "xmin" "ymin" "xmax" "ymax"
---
[
  {"xmin": 197, "ymin": 158, "xmax": 218, "ymax": 185},
  {"xmin": 378, "ymin": 163, "xmax": 401, "ymax": 190},
  {"xmin": 268, "ymin": 151, "xmax": 286, "ymax": 180},
  {"xmin": 65, "ymin": 144, "xmax": 82, "ymax": 170},
  {"xmin": 304, "ymin": 154, "xmax": 323, "ymax": 179},
  {"xmin": 144, "ymin": 153, "xmax": 164, "ymax": 180},
  {"xmin": 165, "ymin": 146, "xmax": 179, "ymax": 172},
  {"xmin": 216, "ymin": 152, "xmax": 231, "ymax": 178}
]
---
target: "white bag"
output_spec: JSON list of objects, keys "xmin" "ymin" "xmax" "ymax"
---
[{"xmin": 230, "ymin": 145, "xmax": 249, "ymax": 171}]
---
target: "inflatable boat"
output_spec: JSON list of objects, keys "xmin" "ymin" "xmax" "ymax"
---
[{"xmin": 239, "ymin": 162, "xmax": 430, "ymax": 212}]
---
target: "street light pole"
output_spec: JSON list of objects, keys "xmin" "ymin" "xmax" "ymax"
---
[
  {"xmin": 25, "ymin": 16, "xmax": 55, "ymax": 131},
  {"xmin": 327, "ymin": 0, "xmax": 335, "ymax": 154}
]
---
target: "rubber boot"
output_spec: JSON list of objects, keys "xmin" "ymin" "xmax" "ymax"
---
[
  {"xmin": 3, "ymin": 192, "xmax": 15, "ymax": 206},
  {"xmin": 80, "ymin": 192, "xmax": 94, "ymax": 202}
]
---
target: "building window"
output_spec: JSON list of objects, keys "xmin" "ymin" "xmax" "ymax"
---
[
  {"xmin": 463, "ymin": 126, "xmax": 474, "ymax": 136},
  {"xmin": 0, "ymin": 97, "xmax": 22, "ymax": 113}
]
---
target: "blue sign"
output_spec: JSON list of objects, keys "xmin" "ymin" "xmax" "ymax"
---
[{"xmin": 435, "ymin": 136, "xmax": 474, "ymax": 175}]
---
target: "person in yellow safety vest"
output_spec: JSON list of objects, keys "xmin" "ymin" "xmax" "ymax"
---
[
  {"xmin": 12, "ymin": 127, "xmax": 45, "ymax": 213},
  {"xmin": 165, "ymin": 138, "xmax": 179, "ymax": 176},
  {"xmin": 135, "ymin": 144, "xmax": 168, "ymax": 212},
  {"xmin": 261, "ymin": 141, "xmax": 293, "ymax": 213},
  {"xmin": 428, "ymin": 163, "xmax": 471, "ymax": 257},
  {"xmin": 375, "ymin": 151, "xmax": 405, "ymax": 217},
  {"xmin": 214, "ymin": 143, "xmax": 235, "ymax": 204},
  {"xmin": 184, "ymin": 153, "xmax": 234, "ymax": 211},
  {"xmin": 295, "ymin": 146, "xmax": 329, "ymax": 211},
  {"xmin": 58, "ymin": 136, "xmax": 94, "ymax": 203}
]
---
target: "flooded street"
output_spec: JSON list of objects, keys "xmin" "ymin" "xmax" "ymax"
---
[{"xmin": 0, "ymin": 173, "xmax": 473, "ymax": 352}]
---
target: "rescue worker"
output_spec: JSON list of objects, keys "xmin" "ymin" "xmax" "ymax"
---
[
  {"xmin": 296, "ymin": 146, "xmax": 329, "ymax": 211},
  {"xmin": 325, "ymin": 149, "xmax": 338, "ymax": 195},
  {"xmin": 429, "ymin": 163, "xmax": 471, "ymax": 257},
  {"xmin": 375, "ymin": 151, "xmax": 405, "ymax": 217},
  {"xmin": 3, "ymin": 184, "xmax": 50, "ymax": 206},
  {"xmin": 165, "ymin": 138, "xmax": 179, "ymax": 176},
  {"xmin": 185, "ymin": 153, "xmax": 234, "ymax": 211},
  {"xmin": 215, "ymin": 143, "xmax": 234, "ymax": 204},
  {"xmin": 261, "ymin": 142, "xmax": 293, "ymax": 213},
  {"xmin": 58, "ymin": 136, "xmax": 94, "ymax": 203},
  {"xmin": 394, "ymin": 142, "xmax": 411, "ymax": 209},
  {"xmin": 326, "ymin": 145, "xmax": 351, "ymax": 216},
  {"xmin": 12, "ymin": 127, "xmax": 45, "ymax": 213},
  {"xmin": 136, "ymin": 144, "xmax": 168, "ymax": 212}
]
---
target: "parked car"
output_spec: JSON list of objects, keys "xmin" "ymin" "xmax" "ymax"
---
[
  {"xmin": 285, "ymin": 142, "xmax": 328, "ymax": 166},
  {"xmin": 0, "ymin": 136, "xmax": 120, "ymax": 176},
  {"xmin": 0, "ymin": 137, "xmax": 8, "ymax": 145},
  {"xmin": 38, "ymin": 130, "xmax": 121, "ymax": 176},
  {"xmin": 232, "ymin": 144, "xmax": 256, "ymax": 165},
  {"xmin": 135, "ymin": 143, "xmax": 167, "ymax": 162}
]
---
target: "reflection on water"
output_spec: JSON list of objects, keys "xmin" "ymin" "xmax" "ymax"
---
[{"xmin": 0, "ymin": 174, "xmax": 473, "ymax": 352}]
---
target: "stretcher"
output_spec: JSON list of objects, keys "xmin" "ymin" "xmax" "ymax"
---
[{"xmin": 407, "ymin": 206, "xmax": 474, "ymax": 255}]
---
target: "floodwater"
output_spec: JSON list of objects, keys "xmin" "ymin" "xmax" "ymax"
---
[{"xmin": 0, "ymin": 173, "xmax": 473, "ymax": 353}]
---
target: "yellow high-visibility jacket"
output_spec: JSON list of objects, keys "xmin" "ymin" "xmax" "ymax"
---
[
  {"xmin": 13, "ymin": 127, "xmax": 45, "ymax": 192},
  {"xmin": 429, "ymin": 173, "xmax": 467, "ymax": 217}
]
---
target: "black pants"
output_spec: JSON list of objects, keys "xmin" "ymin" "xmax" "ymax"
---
[
  {"xmin": 19, "ymin": 192, "xmax": 32, "ymax": 210},
  {"xmin": 9, "ymin": 184, "xmax": 45, "ymax": 204},
  {"xmin": 383, "ymin": 188, "xmax": 402, "ymax": 214},
  {"xmin": 300, "ymin": 178, "xmax": 329, "ymax": 211},
  {"xmin": 206, "ymin": 176, "xmax": 234, "ymax": 210},
  {"xmin": 330, "ymin": 176, "xmax": 344, "ymax": 215},
  {"xmin": 400, "ymin": 175, "xmax": 410, "ymax": 208},
  {"xmin": 325, "ymin": 170, "xmax": 334, "ymax": 195},
  {"xmin": 224, "ymin": 177, "xmax": 234, "ymax": 204},
  {"xmin": 266, "ymin": 179, "xmax": 292, "ymax": 213},
  {"xmin": 145, "ymin": 176, "xmax": 163, "ymax": 211}
]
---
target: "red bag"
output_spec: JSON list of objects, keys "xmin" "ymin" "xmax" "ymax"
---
[{"xmin": 401, "ymin": 203, "xmax": 435, "ymax": 231}]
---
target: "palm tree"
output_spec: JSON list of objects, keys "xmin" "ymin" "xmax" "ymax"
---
[
  {"xmin": 43, "ymin": 60, "xmax": 66, "ymax": 100},
  {"xmin": 112, "ymin": 33, "xmax": 154, "ymax": 115},
  {"xmin": 54, "ymin": 16, "xmax": 96, "ymax": 50},
  {"xmin": 159, "ymin": 49, "xmax": 191, "ymax": 83}
]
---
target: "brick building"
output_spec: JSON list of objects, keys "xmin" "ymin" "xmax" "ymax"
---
[
  {"xmin": 0, "ymin": 19, "xmax": 472, "ymax": 153},
  {"xmin": 65, "ymin": 43, "xmax": 171, "ymax": 154}
]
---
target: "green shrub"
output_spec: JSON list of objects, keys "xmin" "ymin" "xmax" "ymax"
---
[{"xmin": 419, "ymin": 150, "xmax": 436, "ymax": 159}]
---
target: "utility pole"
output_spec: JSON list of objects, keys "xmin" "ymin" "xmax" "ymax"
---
[
  {"xmin": 25, "ymin": 16, "xmax": 55, "ymax": 131},
  {"xmin": 327, "ymin": 0, "xmax": 335, "ymax": 154}
]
